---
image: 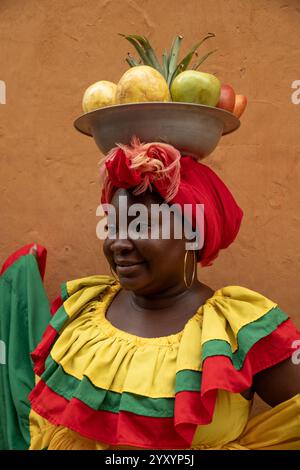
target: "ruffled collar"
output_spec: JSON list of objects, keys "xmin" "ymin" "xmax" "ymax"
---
[
  {"xmin": 30, "ymin": 275, "xmax": 294, "ymax": 449},
  {"xmin": 98, "ymin": 282, "xmax": 209, "ymax": 346}
]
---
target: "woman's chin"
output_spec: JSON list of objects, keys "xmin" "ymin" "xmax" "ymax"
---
[
  {"xmin": 119, "ymin": 277, "xmax": 147, "ymax": 292},
  {"xmin": 116, "ymin": 268, "xmax": 147, "ymax": 290}
]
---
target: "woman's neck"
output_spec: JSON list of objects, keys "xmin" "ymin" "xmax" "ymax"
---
[{"xmin": 128, "ymin": 279, "xmax": 203, "ymax": 312}]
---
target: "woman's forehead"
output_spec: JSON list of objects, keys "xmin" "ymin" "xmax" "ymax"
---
[
  {"xmin": 107, "ymin": 188, "xmax": 198, "ymax": 246},
  {"xmin": 111, "ymin": 188, "xmax": 164, "ymax": 208},
  {"xmin": 109, "ymin": 188, "xmax": 181, "ymax": 225}
]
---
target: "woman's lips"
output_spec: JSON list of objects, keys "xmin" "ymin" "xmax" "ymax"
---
[{"xmin": 115, "ymin": 262, "xmax": 145, "ymax": 274}]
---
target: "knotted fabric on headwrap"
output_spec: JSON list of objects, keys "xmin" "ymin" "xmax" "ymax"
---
[{"xmin": 100, "ymin": 136, "xmax": 243, "ymax": 267}]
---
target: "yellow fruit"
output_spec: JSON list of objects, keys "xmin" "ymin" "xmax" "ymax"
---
[
  {"xmin": 82, "ymin": 81, "xmax": 117, "ymax": 113},
  {"xmin": 115, "ymin": 65, "xmax": 171, "ymax": 104}
]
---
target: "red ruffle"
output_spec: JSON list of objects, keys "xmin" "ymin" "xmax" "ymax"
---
[{"xmin": 29, "ymin": 318, "xmax": 300, "ymax": 448}]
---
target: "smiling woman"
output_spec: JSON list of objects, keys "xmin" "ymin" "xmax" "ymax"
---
[
  {"xmin": 1, "ymin": 137, "xmax": 300, "ymax": 451},
  {"xmin": 102, "ymin": 188, "xmax": 207, "ymax": 337}
]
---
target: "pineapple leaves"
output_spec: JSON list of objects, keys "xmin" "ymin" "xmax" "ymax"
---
[
  {"xmin": 170, "ymin": 33, "xmax": 216, "ymax": 85},
  {"xmin": 119, "ymin": 34, "xmax": 163, "ymax": 75},
  {"xmin": 119, "ymin": 32, "xmax": 216, "ymax": 89},
  {"xmin": 119, "ymin": 34, "xmax": 150, "ymax": 66},
  {"xmin": 191, "ymin": 49, "xmax": 218, "ymax": 71},
  {"xmin": 167, "ymin": 35, "xmax": 183, "ymax": 86},
  {"xmin": 126, "ymin": 53, "xmax": 141, "ymax": 68},
  {"xmin": 162, "ymin": 50, "xmax": 169, "ymax": 81}
]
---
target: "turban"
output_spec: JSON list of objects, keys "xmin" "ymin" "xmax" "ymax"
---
[{"xmin": 100, "ymin": 137, "xmax": 243, "ymax": 267}]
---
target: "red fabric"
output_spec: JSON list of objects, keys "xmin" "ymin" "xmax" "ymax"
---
[
  {"xmin": 171, "ymin": 158, "xmax": 243, "ymax": 266},
  {"xmin": 105, "ymin": 147, "xmax": 142, "ymax": 189},
  {"xmin": 31, "ymin": 295, "xmax": 64, "ymax": 374},
  {"xmin": 31, "ymin": 324, "xmax": 58, "ymax": 375},
  {"xmin": 175, "ymin": 318, "xmax": 300, "ymax": 434},
  {"xmin": 175, "ymin": 389, "xmax": 218, "ymax": 443},
  {"xmin": 0, "ymin": 243, "xmax": 47, "ymax": 280},
  {"xmin": 29, "ymin": 318, "xmax": 300, "ymax": 449},
  {"xmin": 50, "ymin": 295, "xmax": 63, "ymax": 316},
  {"xmin": 29, "ymin": 380, "xmax": 189, "ymax": 449},
  {"xmin": 100, "ymin": 141, "xmax": 243, "ymax": 267}
]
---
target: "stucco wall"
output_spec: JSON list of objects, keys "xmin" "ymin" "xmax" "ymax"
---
[{"xmin": 1, "ymin": 0, "xmax": 300, "ymax": 415}]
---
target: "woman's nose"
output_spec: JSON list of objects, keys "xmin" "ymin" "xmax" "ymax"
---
[{"xmin": 109, "ymin": 236, "xmax": 135, "ymax": 256}]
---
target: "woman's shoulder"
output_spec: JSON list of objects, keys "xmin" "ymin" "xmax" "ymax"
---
[
  {"xmin": 206, "ymin": 284, "xmax": 283, "ymax": 324},
  {"xmin": 61, "ymin": 274, "xmax": 118, "ymax": 301},
  {"xmin": 206, "ymin": 284, "xmax": 299, "ymax": 349},
  {"xmin": 31, "ymin": 274, "xmax": 118, "ymax": 377},
  {"xmin": 202, "ymin": 283, "xmax": 300, "ymax": 378},
  {"xmin": 213, "ymin": 284, "xmax": 277, "ymax": 305},
  {"xmin": 49, "ymin": 273, "xmax": 118, "ymax": 312},
  {"xmin": 208, "ymin": 284, "xmax": 298, "ymax": 333}
]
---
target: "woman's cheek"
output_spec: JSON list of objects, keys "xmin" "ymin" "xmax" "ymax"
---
[{"xmin": 137, "ymin": 239, "xmax": 170, "ymax": 262}]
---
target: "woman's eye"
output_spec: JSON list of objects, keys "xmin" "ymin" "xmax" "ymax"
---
[{"xmin": 106, "ymin": 224, "xmax": 117, "ymax": 235}]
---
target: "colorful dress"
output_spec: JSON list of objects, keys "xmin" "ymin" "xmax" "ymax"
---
[{"xmin": 1, "ymin": 245, "xmax": 300, "ymax": 450}]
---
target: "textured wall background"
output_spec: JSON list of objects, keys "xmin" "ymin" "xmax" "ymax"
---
[{"xmin": 1, "ymin": 0, "xmax": 300, "ymax": 415}]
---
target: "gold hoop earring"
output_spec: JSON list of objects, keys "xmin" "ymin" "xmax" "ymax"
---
[
  {"xmin": 109, "ymin": 265, "xmax": 119, "ymax": 283},
  {"xmin": 183, "ymin": 250, "xmax": 196, "ymax": 289}
]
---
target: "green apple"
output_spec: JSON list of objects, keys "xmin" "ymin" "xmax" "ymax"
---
[{"xmin": 171, "ymin": 70, "xmax": 221, "ymax": 106}]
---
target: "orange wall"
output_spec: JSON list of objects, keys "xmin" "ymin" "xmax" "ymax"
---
[{"xmin": 1, "ymin": 1, "xmax": 299, "ymax": 343}]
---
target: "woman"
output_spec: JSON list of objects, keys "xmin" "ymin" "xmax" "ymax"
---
[{"xmin": 1, "ymin": 139, "xmax": 300, "ymax": 450}]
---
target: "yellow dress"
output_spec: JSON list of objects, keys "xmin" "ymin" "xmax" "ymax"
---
[{"xmin": 28, "ymin": 276, "xmax": 300, "ymax": 450}]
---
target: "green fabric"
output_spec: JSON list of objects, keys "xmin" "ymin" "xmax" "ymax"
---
[
  {"xmin": 0, "ymin": 254, "xmax": 51, "ymax": 450},
  {"xmin": 42, "ymin": 356, "xmax": 175, "ymax": 417},
  {"xmin": 175, "ymin": 370, "xmax": 202, "ymax": 393},
  {"xmin": 39, "ymin": 307, "xmax": 288, "ymax": 418},
  {"xmin": 201, "ymin": 306, "xmax": 288, "ymax": 368},
  {"xmin": 61, "ymin": 283, "xmax": 69, "ymax": 302},
  {"xmin": 49, "ymin": 307, "xmax": 68, "ymax": 333},
  {"xmin": 175, "ymin": 307, "xmax": 288, "ymax": 394}
]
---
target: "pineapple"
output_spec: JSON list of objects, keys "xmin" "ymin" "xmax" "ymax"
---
[{"xmin": 119, "ymin": 33, "xmax": 217, "ymax": 88}]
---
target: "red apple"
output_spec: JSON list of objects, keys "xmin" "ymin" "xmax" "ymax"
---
[
  {"xmin": 233, "ymin": 94, "xmax": 247, "ymax": 118},
  {"xmin": 216, "ymin": 84, "xmax": 236, "ymax": 112}
]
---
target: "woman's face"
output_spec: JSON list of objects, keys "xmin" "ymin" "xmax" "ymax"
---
[{"xmin": 103, "ymin": 188, "xmax": 195, "ymax": 295}]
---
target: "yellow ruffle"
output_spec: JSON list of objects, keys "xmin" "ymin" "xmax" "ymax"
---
[
  {"xmin": 29, "ymin": 410, "xmax": 109, "ymax": 450},
  {"xmin": 29, "ymin": 409, "xmax": 57, "ymax": 450},
  {"xmin": 50, "ymin": 278, "xmax": 277, "ymax": 397},
  {"xmin": 29, "ymin": 276, "xmax": 299, "ymax": 450}
]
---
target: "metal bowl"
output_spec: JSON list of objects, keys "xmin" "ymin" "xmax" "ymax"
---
[{"xmin": 74, "ymin": 102, "xmax": 240, "ymax": 160}]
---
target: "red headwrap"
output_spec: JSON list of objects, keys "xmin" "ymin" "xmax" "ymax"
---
[{"xmin": 100, "ymin": 137, "xmax": 243, "ymax": 267}]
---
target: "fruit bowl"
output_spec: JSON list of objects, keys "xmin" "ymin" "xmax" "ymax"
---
[{"xmin": 73, "ymin": 102, "xmax": 240, "ymax": 160}]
